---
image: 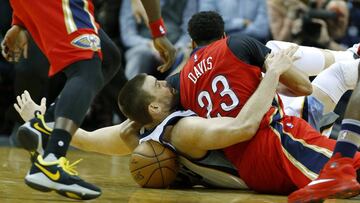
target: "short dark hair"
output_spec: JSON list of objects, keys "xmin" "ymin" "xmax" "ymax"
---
[
  {"xmin": 118, "ymin": 74, "xmax": 154, "ymax": 125},
  {"xmin": 188, "ymin": 11, "xmax": 225, "ymax": 45}
]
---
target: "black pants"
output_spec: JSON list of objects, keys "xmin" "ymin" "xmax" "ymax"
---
[{"xmin": 54, "ymin": 29, "xmax": 122, "ymax": 126}]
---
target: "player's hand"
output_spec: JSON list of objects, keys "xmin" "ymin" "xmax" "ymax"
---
[
  {"xmin": 153, "ymin": 36, "xmax": 176, "ymax": 73},
  {"xmin": 120, "ymin": 119, "xmax": 143, "ymax": 136},
  {"xmin": 1, "ymin": 25, "xmax": 28, "ymax": 62},
  {"xmin": 131, "ymin": 0, "xmax": 149, "ymax": 25},
  {"xmin": 265, "ymin": 45, "xmax": 299, "ymax": 75},
  {"xmin": 14, "ymin": 90, "xmax": 47, "ymax": 122}
]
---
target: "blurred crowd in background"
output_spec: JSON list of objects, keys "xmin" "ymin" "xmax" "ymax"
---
[{"xmin": 0, "ymin": 0, "xmax": 360, "ymax": 143}]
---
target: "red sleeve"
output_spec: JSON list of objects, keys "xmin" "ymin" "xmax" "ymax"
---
[{"xmin": 12, "ymin": 13, "xmax": 24, "ymax": 27}]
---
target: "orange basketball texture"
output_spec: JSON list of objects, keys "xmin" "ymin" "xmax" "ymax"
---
[{"xmin": 129, "ymin": 140, "xmax": 179, "ymax": 188}]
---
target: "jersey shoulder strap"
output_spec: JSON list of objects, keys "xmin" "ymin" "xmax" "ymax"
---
[{"xmin": 139, "ymin": 110, "xmax": 196, "ymax": 150}]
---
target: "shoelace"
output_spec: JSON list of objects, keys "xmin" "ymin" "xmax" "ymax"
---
[{"xmin": 59, "ymin": 158, "xmax": 83, "ymax": 176}]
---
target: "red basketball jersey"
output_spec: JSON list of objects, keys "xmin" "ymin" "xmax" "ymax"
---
[
  {"xmin": 180, "ymin": 37, "xmax": 264, "ymax": 118},
  {"xmin": 10, "ymin": 0, "xmax": 101, "ymax": 76}
]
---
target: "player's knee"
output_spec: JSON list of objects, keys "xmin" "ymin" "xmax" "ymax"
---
[
  {"xmin": 101, "ymin": 34, "xmax": 122, "ymax": 81},
  {"xmin": 90, "ymin": 68, "xmax": 105, "ymax": 92},
  {"xmin": 338, "ymin": 60, "xmax": 359, "ymax": 89}
]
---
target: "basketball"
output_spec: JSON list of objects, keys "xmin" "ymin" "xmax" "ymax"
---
[{"xmin": 129, "ymin": 140, "xmax": 179, "ymax": 188}]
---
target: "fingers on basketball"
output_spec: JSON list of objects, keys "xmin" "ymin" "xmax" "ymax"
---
[{"xmin": 129, "ymin": 140, "xmax": 179, "ymax": 188}]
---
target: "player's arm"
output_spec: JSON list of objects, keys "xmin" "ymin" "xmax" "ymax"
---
[
  {"xmin": 1, "ymin": 13, "xmax": 28, "ymax": 62},
  {"xmin": 13, "ymin": 91, "xmax": 139, "ymax": 155},
  {"xmin": 72, "ymin": 119, "xmax": 141, "ymax": 156},
  {"xmin": 228, "ymin": 35, "xmax": 312, "ymax": 96},
  {"xmin": 140, "ymin": 0, "xmax": 176, "ymax": 73},
  {"xmin": 170, "ymin": 51, "xmax": 293, "ymax": 158},
  {"xmin": 140, "ymin": 0, "xmax": 161, "ymax": 22},
  {"xmin": 264, "ymin": 46, "xmax": 313, "ymax": 96}
]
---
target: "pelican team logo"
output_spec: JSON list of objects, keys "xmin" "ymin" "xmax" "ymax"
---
[{"xmin": 71, "ymin": 34, "xmax": 101, "ymax": 51}]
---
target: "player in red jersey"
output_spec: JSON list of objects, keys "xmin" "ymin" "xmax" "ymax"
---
[
  {"xmin": 118, "ymin": 11, "xmax": 360, "ymax": 196},
  {"xmin": 0, "ymin": 0, "xmax": 116, "ymax": 200}
]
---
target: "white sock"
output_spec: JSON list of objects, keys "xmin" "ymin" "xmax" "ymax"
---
[
  {"xmin": 43, "ymin": 153, "xmax": 58, "ymax": 162},
  {"xmin": 312, "ymin": 59, "xmax": 360, "ymax": 103}
]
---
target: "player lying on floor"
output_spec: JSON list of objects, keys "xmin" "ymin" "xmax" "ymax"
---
[
  {"xmin": 15, "ymin": 47, "xmax": 360, "ymax": 193},
  {"xmin": 13, "ymin": 10, "xmax": 357, "ymax": 194}
]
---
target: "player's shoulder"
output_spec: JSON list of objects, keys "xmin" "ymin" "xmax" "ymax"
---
[
  {"xmin": 227, "ymin": 34, "xmax": 259, "ymax": 47},
  {"xmin": 172, "ymin": 115, "xmax": 207, "ymax": 137}
]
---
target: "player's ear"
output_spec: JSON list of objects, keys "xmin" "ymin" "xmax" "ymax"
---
[
  {"xmin": 148, "ymin": 102, "xmax": 161, "ymax": 116},
  {"xmin": 191, "ymin": 40, "xmax": 196, "ymax": 49}
]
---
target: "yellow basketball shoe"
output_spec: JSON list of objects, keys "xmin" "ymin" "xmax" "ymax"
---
[
  {"xmin": 17, "ymin": 111, "xmax": 52, "ymax": 158},
  {"xmin": 25, "ymin": 155, "xmax": 101, "ymax": 200}
]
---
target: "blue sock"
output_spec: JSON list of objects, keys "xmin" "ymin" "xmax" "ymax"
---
[
  {"xmin": 332, "ymin": 140, "xmax": 358, "ymax": 158},
  {"xmin": 332, "ymin": 119, "xmax": 360, "ymax": 158}
]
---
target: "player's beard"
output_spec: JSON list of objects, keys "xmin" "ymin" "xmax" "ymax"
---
[{"xmin": 170, "ymin": 91, "xmax": 180, "ymax": 111}]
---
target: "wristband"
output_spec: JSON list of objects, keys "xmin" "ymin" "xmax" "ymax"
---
[{"xmin": 149, "ymin": 18, "xmax": 166, "ymax": 38}]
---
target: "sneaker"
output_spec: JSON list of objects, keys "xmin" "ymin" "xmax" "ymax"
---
[
  {"xmin": 288, "ymin": 153, "xmax": 360, "ymax": 203},
  {"xmin": 25, "ymin": 155, "xmax": 101, "ymax": 200},
  {"xmin": 178, "ymin": 156, "xmax": 248, "ymax": 189},
  {"xmin": 17, "ymin": 111, "xmax": 52, "ymax": 156}
]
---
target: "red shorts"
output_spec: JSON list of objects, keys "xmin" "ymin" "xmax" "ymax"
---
[
  {"xmin": 10, "ymin": 0, "xmax": 102, "ymax": 76},
  {"xmin": 224, "ymin": 108, "xmax": 360, "ymax": 195}
]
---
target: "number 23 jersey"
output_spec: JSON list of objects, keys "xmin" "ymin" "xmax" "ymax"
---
[{"xmin": 180, "ymin": 35, "xmax": 271, "ymax": 118}]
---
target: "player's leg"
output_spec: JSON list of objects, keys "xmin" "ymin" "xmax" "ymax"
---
[
  {"xmin": 266, "ymin": 40, "xmax": 355, "ymax": 76},
  {"xmin": 312, "ymin": 59, "xmax": 360, "ymax": 114},
  {"xmin": 25, "ymin": 55, "xmax": 104, "ymax": 200},
  {"xmin": 280, "ymin": 59, "xmax": 359, "ymax": 137},
  {"xmin": 17, "ymin": 28, "xmax": 122, "ymax": 157},
  {"xmin": 98, "ymin": 28, "xmax": 122, "ymax": 84},
  {"xmin": 289, "ymin": 60, "xmax": 360, "ymax": 203},
  {"xmin": 14, "ymin": 0, "xmax": 108, "ymax": 199}
]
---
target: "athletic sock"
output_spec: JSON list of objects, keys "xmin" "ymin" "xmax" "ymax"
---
[
  {"xmin": 43, "ymin": 129, "xmax": 71, "ymax": 159},
  {"xmin": 333, "ymin": 119, "xmax": 360, "ymax": 158}
]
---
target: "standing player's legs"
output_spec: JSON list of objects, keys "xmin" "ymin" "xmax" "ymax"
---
[
  {"xmin": 24, "ymin": 55, "xmax": 104, "ymax": 200},
  {"xmin": 98, "ymin": 29, "xmax": 122, "ymax": 84},
  {"xmin": 10, "ymin": 0, "xmax": 115, "ymax": 200},
  {"xmin": 289, "ymin": 60, "xmax": 360, "ymax": 203},
  {"xmin": 17, "ymin": 28, "xmax": 122, "ymax": 165}
]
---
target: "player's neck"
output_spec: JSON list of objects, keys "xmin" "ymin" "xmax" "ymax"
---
[{"xmin": 144, "ymin": 112, "xmax": 173, "ymax": 131}]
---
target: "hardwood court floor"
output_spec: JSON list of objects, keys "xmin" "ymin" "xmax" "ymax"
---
[{"xmin": 1, "ymin": 147, "xmax": 360, "ymax": 203}]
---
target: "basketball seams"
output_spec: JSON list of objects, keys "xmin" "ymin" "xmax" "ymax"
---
[
  {"xmin": 149, "ymin": 141, "xmax": 165, "ymax": 187},
  {"xmin": 131, "ymin": 151, "xmax": 176, "ymax": 158},
  {"xmin": 144, "ymin": 167, "xmax": 178, "ymax": 187},
  {"xmin": 130, "ymin": 141, "xmax": 179, "ymax": 188},
  {"xmin": 130, "ymin": 156, "xmax": 177, "ymax": 172}
]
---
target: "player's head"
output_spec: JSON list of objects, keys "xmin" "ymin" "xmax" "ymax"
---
[
  {"xmin": 118, "ymin": 74, "xmax": 179, "ymax": 125},
  {"xmin": 188, "ymin": 11, "xmax": 225, "ymax": 47}
]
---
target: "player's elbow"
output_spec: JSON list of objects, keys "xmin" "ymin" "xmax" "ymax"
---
[
  {"xmin": 292, "ymin": 81, "xmax": 313, "ymax": 96},
  {"xmin": 228, "ymin": 121, "xmax": 258, "ymax": 143},
  {"xmin": 239, "ymin": 122, "xmax": 258, "ymax": 141},
  {"xmin": 300, "ymin": 82, "xmax": 313, "ymax": 96}
]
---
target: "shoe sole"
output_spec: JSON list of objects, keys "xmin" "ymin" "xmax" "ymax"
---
[
  {"xmin": 178, "ymin": 156, "xmax": 248, "ymax": 189},
  {"xmin": 17, "ymin": 123, "xmax": 44, "ymax": 155},
  {"xmin": 289, "ymin": 183, "xmax": 360, "ymax": 203},
  {"xmin": 25, "ymin": 173, "xmax": 101, "ymax": 200}
]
